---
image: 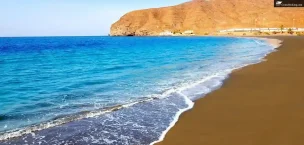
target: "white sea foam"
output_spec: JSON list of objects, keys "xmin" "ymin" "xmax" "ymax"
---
[
  {"xmin": 0, "ymin": 37, "xmax": 282, "ymax": 144},
  {"xmin": 148, "ymin": 72, "xmax": 230, "ymax": 145},
  {"xmin": 149, "ymin": 37, "xmax": 281, "ymax": 145},
  {"xmin": 0, "ymin": 106, "xmax": 123, "ymax": 141},
  {"xmin": 149, "ymin": 91, "xmax": 194, "ymax": 145},
  {"xmin": 0, "ymin": 72, "xmax": 230, "ymax": 142}
]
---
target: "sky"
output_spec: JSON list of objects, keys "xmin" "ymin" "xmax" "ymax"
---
[{"xmin": 0, "ymin": 0, "xmax": 188, "ymax": 37}]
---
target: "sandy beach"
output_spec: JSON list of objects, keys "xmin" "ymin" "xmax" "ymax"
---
[{"xmin": 157, "ymin": 36, "xmax": 304, "ymax": 145}]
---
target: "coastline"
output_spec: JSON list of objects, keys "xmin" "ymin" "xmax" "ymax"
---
[
  {"xmin": 0, "ymin": 36, "xmax": 294, "ymax": 145},
  {"xmin": 1, "ymin": 36, "xmax": 280, "ymax": 145},
  {"xmin": 150, "ymin": 36, "xmax": 281, "ymax": 145},
  {"xmin": 157, "ymin": 36, "xmax": 304, "ymax": 145}
]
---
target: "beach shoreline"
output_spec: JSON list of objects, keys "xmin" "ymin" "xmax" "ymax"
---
[
  {"xmin": 157, "ymin": 36, "xmax": 304, "ymax": 145},
  {"xmin": 150, "ymin": 36, "xmax": 281, "ymax": 145},
  {"xmin": 1, "ymin": 36, "xmax": 299, "ymax": 145}
]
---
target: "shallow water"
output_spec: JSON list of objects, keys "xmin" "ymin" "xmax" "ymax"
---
[{"xmin": 0, "ymin": 36, "xmax": 275, "ymax": 144}]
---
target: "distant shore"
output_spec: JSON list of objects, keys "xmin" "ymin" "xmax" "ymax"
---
[
  {"xmin": 157, "ymin": 36, "xmax": 304, "ymax": 145},
  {"xmin": 111, "ymin": 32, "xmax": 304, "ymax": 37}
]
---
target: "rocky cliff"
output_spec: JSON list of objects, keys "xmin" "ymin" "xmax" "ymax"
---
[{"xmin": 110, "ymin": 0, "xmax": 304, "ymax": 36}]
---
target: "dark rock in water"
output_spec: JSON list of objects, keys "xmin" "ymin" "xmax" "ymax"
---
[{"xmin": 0, "ymin": 115, "xmax": 7, "ymax": 121}]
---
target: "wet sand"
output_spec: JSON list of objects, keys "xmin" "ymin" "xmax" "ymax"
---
[{"xmin": 158, "ymin": 36, "xmax": 304, "ymax": 145}]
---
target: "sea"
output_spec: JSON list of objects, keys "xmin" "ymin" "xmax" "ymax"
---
[{"xmin": 0, "ymin": 36, "xmax": 275, "ymax": 145}]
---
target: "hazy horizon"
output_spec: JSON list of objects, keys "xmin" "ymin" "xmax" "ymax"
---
[{"xmin": 0, "ymin": 0, "xmax": 187, "ymax": 37}]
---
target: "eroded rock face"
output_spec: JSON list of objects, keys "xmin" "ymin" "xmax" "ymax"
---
[{"xmin": 110, "ymin": 0, "xmax": 304, "ymax": 36}]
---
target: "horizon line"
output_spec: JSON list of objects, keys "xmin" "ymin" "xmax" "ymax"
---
[{"xmin": 0, "ymin": 35, "xmax": 110, "ymax": 38}]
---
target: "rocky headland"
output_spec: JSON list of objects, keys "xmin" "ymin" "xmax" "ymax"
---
[{"xmin": 110, "ymin": 0, "xmax": 304, "ymax": 36}]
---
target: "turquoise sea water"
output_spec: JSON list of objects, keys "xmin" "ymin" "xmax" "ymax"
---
[{"xmin": 0, "ymin": 36, "xmax": 275, "ymax": 144}]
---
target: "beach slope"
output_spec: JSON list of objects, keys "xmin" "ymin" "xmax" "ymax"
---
[{"xmin": 157, "ymin": 36, "xmax": 304, "ymax": 145}]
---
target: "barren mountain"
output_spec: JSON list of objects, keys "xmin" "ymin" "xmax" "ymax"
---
[{"xmin": 110, "ymin": 0, "xmax": 304, "ymax": 36}]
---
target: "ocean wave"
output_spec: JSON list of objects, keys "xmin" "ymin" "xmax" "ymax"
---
[
  {"xmin": 0, "ymin": 69, "xmax": 232, "ymax": 141},
  {"xmin": 0, "ymin": 99, "xmax": 147, "ymax": 141},
  {"xmin": 0, "ymin": 61, "xmax": 275, "ymax": 143},
  {"xmin": 0, "ymin": 37, "xmax": 281, "ymax": 144},
  {"xmin": 150, "ymin": 37, "xmax": 280, "ymax": 145}
]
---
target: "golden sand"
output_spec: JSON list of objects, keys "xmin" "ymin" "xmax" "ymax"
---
[{"xmin": 157, "ymin": 36, "xmax": 304, "ymax": 145}]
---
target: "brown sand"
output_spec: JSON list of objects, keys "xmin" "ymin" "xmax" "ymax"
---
[{"xmin": 157, "ymin": 36, "xmax": 304, "ymax": 145}]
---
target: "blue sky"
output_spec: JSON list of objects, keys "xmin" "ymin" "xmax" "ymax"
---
[{"xmin": 0, "ymin": 0, "xmax": 188, "ymax": 37}]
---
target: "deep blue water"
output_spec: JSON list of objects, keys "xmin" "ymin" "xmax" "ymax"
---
[{"xmin": 0, "ymin": 36, "xmax": 275, "ymax": 144}]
